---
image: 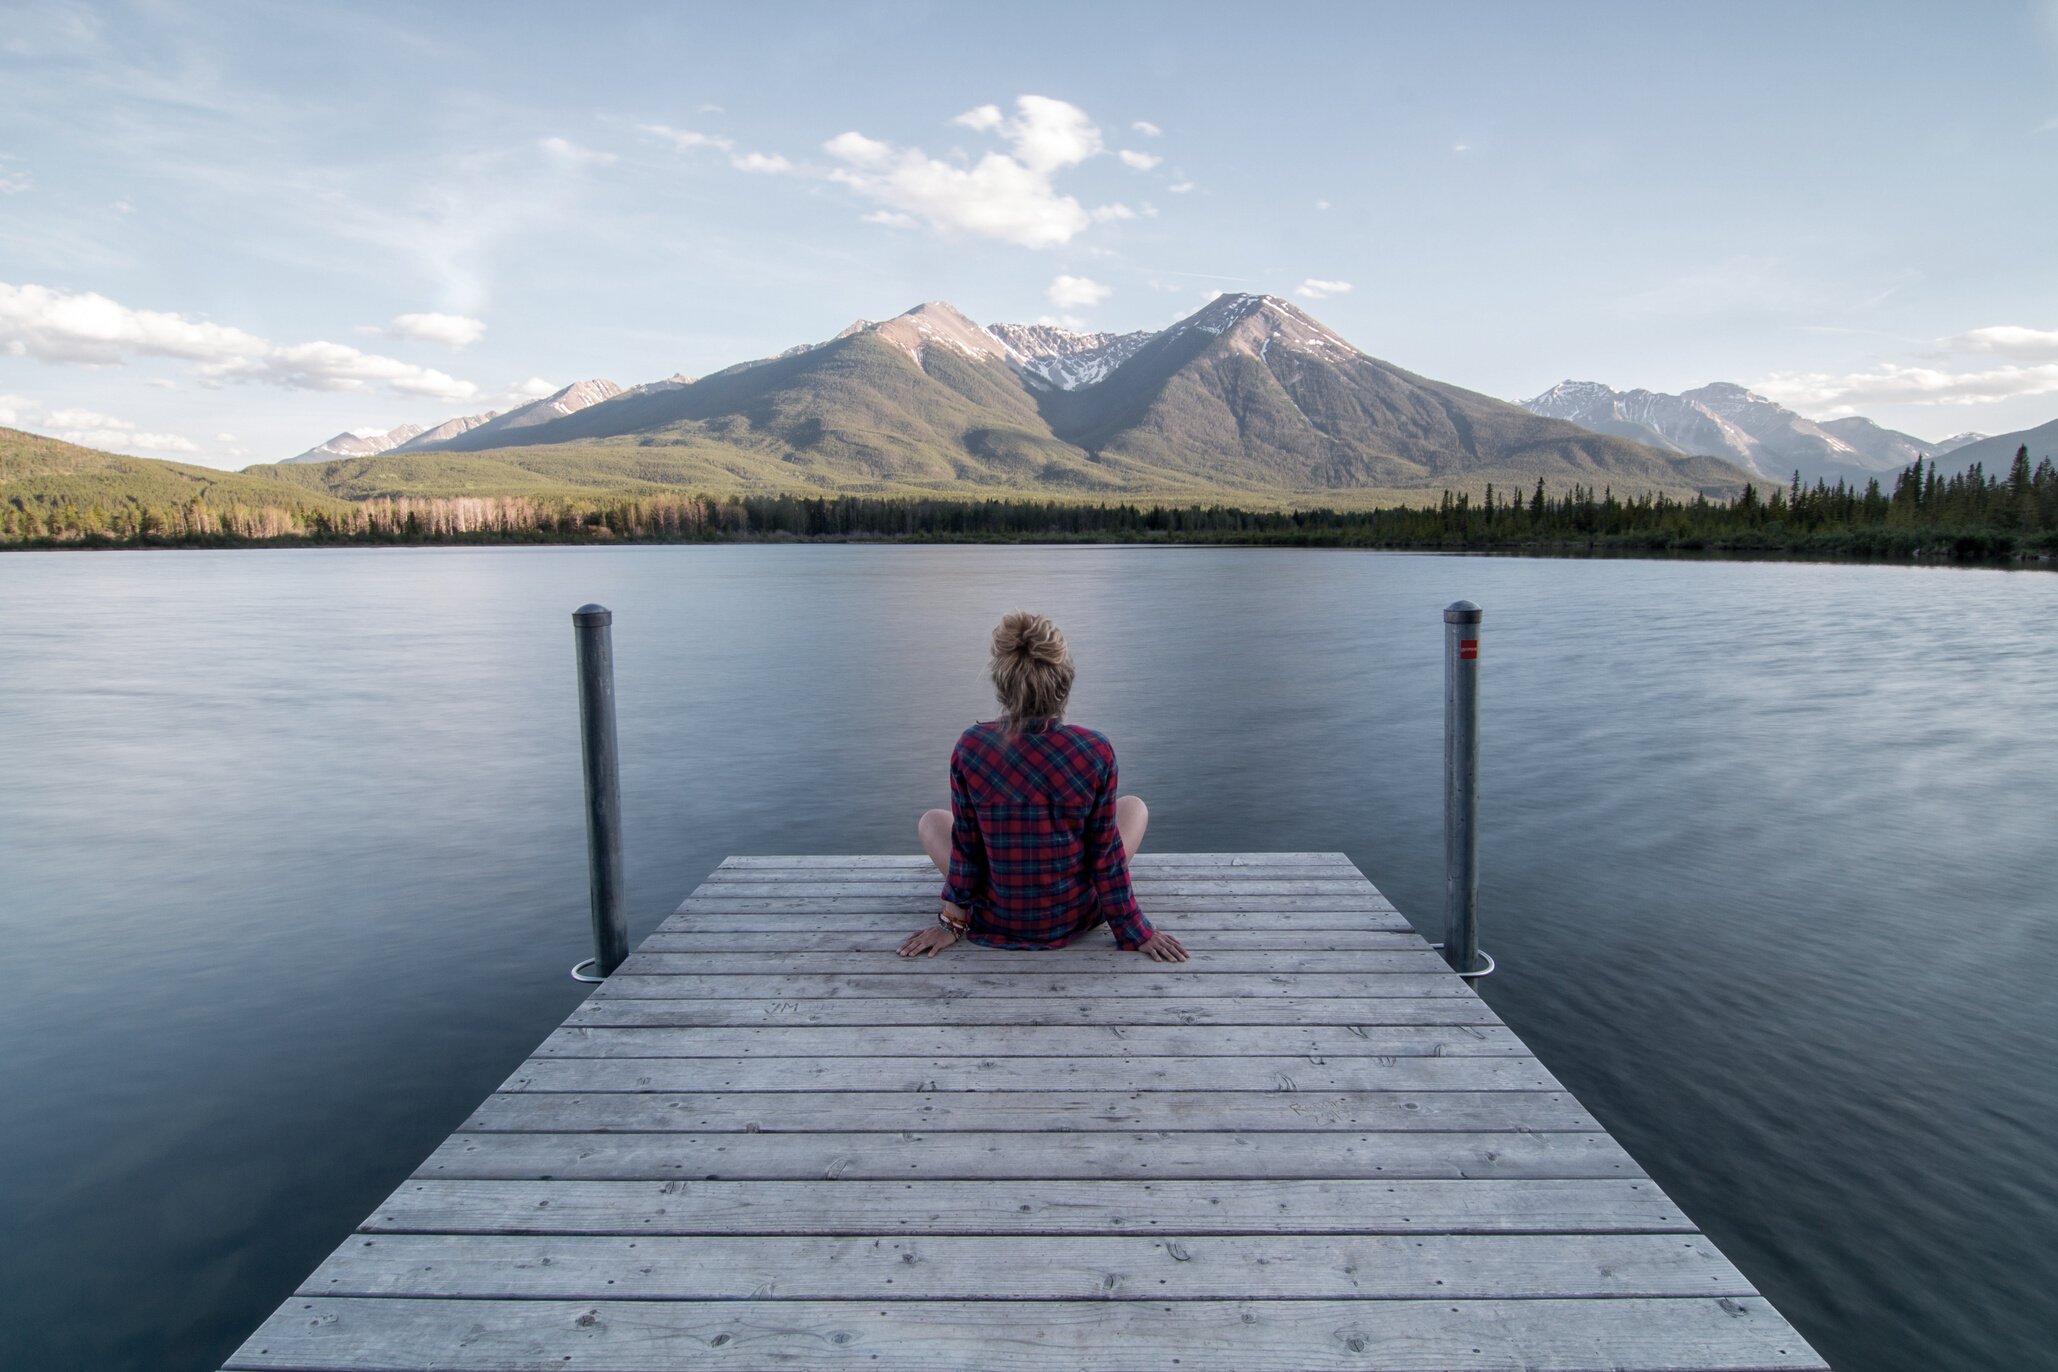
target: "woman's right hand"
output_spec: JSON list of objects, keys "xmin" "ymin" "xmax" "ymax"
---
[{"xmin": 898, "ymin": 926, "xmax": 960, "ymax": 958}]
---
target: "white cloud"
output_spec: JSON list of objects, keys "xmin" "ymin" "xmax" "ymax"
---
[
  {"xmin": 640, "ymin": 123, "xmax": 735, "ymax": 153},
  {"xmin": 507, "ymin": 376, "xmax": 558, "ymax": 401},
  {"xmin": 1048, "ymin": 275, "xmax": 1112, "ymax": 310},
  {"xmin": 1453, "ymin": 142, "xmax": 1471, "ymax": 153},
  {"xmin": 1117, "ymin": 149, "xmax": 1162, "ymax": 171},
  {"xmin": 1948, "ymin": 325, "xmax": 2058, "ymax": 361},
  {"xmin": 731, "ymin": 151, "xmax": 792, "ymax": 174},
  {"xmin": 1131, "ymin": 120, "xmax": 1163, "ymax": 137},
  {"xmin": 42, "ymin": 408, "xmax": 200, "ymax": 454},
  {"xmin": 0, "ymin": 282, "xmax": 268, "ymax": 364},
  {"xmin": 1036, "ymin": 314, "xmax": 1087, "ymax": 330},
  {"xmin": 539, "ymin": 136, "xmax": 618, "ymax": 167},
  {"xmin": 216, "ymin": 432, "xmax": 237, "ymax": 442},
  {"xmin": 1313, "ymin": 198, "xmax": 1331, "ymax": 210},
  {"xmin": 1168, "ymin": 181, "xmax": 1196, "ymax": 194},
  {"xmin": 1754, "ymin": 362, "xmax": 2058, "ymax": 413},
  {"xmin": 861, "ymin": 210, "xmax": 918, "ymax": 228},
  {"xmin": 1752, "ymin": 321, "xmax": 2058, "ymax": 414},
  {"xmin": 385, "ymin": 311, "xmax": 486, "ymax": 348},
  {"xmin": 1295, "ymin": 278, "xmax": 1353, "ymax": 299},
  {"xmin": 821, "ymin": 95, "xmax": 1124, "ymax": 248},
  {"xmin": 0, "ymin": 170, "xmax": 31, "ymax": 194},
  {"xmin": 1, "ymin": 282, "xmax": 482, "ymax": 401},
  {"xmin": 144, "ymin": 377, "xmax": 177, "ymax": 389},
  {"xmin": 206, "ymin": 341, "xmax": 478, "ymax": 401},
  {"xmin": 0, "ymin": 393, "xmax": 30, "ymax": 425}
]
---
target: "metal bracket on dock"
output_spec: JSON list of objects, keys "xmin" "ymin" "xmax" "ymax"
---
[
  {"xmin": 569, "ymin": 957, "xmax": 606, "ymax": 983},
  {"xmin": 1430, "ymin": 944, "xmax": 1498, "ymax": 980}
]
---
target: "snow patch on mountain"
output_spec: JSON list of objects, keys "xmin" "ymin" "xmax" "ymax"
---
[{"xmin": 987, "ymin": 321, "xmax": 1153, "ymax": 391}]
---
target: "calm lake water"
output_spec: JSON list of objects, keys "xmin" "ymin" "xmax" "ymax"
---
[{"xmin": 0, "ymin": 546, "xmax": 2052, "ymax": 1370}]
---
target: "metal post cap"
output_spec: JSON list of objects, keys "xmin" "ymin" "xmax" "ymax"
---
[
  {"xmin": 1443, "ymin": 601, "xmax": 1483, "ymax": 624},
  {"xmin": 573, "ymin": 604, "xmax": 613, "ymax": 626}
]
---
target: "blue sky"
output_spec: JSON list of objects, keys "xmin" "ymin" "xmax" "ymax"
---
[{"xmin": 3, "ymin": 0, "xmax": 2056, "ymax": 467}]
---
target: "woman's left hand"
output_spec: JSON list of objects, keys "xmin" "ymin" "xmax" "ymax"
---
[
  {"xmin": 1139, "ymin": 931, "xmax": 1190, "ymax": 962},
  {"xmin": 898, "ymin": 926, "xmax": 960, "ymax": 958}
]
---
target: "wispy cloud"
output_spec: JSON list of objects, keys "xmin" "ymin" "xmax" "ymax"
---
[
  {"xmin": 641, "ymin": 123, "xmax": 734, "ymax": 153},
  {"xmin": 730, "ymin": 151, "xmax": 792, "ymax": 174},
  {"xmin": 1048, "ymin": 274, "xmax": 1112, "ymax": 310},
  {"xmin": 378, "ymin": 311, "xmax": 486, "ymax": 348},
  {"xmin": 821, "ymin": 95, "xmax": 1129, "ymax": 248},
  {"xmin": 1947, "ymin": 325, "xmax": 2058, "ymax": 361},
  {"xmin": 1131, "ymin": 120, "xmax": 1162, "ymax": 137},
  {"xmin": 538, "ymin": 136, "xmax": 617, "ymax": 167},
  {"xmin": 1117, "ymin": 149, "xmax": 1161, "ymax": 171},
  {"xmin": 41, "ymin": 406, "xmax": 200, "ymax": 453},
  {"xmin": 1754, "ymin": 362, "xmax": 2058, "ymax": 413},
  {"xmin": 204, "ymin": 341, "xmax": 477, "ymax": 400},
  {"xmin": 1295, "ymin": 278, "xmax": 1352, "ymax": 300},
  {"xmin": 1755, "ymin": 322, "xmax": 2058, "ymax": 413}
]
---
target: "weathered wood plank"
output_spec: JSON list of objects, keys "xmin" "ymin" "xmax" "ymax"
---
[
  {"xmin": 617, "ymin": 949, "xmax": 1452, "ymax": 976},
  {"xmin": 227, "ymin": 1296, "xmax": 1827, "ymax": 1372},
  {"xmin": 664, "ymin": 905, "xmax": 1414, "ymax": 930},
  {"xmin": 534, "ymin": 1024, "xmax": 1528, "ymax": 1058},
  {"xmin": 363, "ymin": 1177, "xmax": 1695, "ymax": 1236},
  {"xmin": 564, "ymin": 996, "xmax": 1505, "ymax": 1029},
  {"xmin": 590, "ymin": 973, "xmax": 1471, "ymax": 1000},
  {"xmin": 500, "ymin": 1055, "xmax": 1564, "ymax": 1095},
  {"xmin": 416, "ymin": 1130, "xmax": 1646, "ymax": 1182},
  {"xmin": 698, "ymin": 866, "xmax": 1366, "ymax": 885},
  {"xmin": 717, "ymin": 852, "xmax": 1357, "ymax": 870},
  {"xmin": 462, "ymin": 1090, "xmax": 1600, "ymax": 1135},
  {"xmin": 642, "ymin": 928, "xmax": 1430, "ymax": 952},
  {"xmin": 223, "ymin": 850, "xmax": 1827, "ymax": 1372},
  {"xmin": 301, "ymin": 1231, "xmax": 1738, "ymax": 1301},
  {"xmin": 692, "ymin": 878, "xmax": 1384, "ymax": 898}
]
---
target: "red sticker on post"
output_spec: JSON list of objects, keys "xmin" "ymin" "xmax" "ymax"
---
[{"xmin": 1459, "ymin": 639, "xmax": 1479, "ymax": 661}]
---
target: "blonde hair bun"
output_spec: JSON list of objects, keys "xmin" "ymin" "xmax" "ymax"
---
[
  {"xmin": 994, "ymin": 611, "xmax": 1070, "ymax": 665},
  {"xmin": 990, "ymin": 612, "xmax": 1075, "ymax": 723}
]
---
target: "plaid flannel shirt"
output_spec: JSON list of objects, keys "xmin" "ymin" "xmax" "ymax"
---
[{"xmin": 940, "ymin": 719, "xmax": 1154, "ymax": 950}]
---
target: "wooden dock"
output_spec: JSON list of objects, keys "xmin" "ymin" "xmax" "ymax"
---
[{"xmin": 225, "ymin": 852, "xmax": 1825, "ymax": 1371}]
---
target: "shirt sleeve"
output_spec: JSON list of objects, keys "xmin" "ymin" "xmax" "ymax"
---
[
  {"xmin": 940, "ymin": 747, "xmax": 986, "ymax": 916},
  {"xmin": 1085, "ymin": 747, "xmax": 1154, "ymax": 950}
]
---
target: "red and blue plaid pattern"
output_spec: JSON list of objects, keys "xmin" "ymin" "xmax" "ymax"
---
[{"xmin": 941, "ymin": 720, "xmax": 1153, "ymax": 950}]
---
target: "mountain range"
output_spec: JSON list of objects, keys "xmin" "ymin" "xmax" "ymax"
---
[
  {"xmin": 1520, "ymin": 380, "xmax": 1987, "ymax": 487},
  {"xmin": 263, "ymin": 295, "xmax": 1755, "ymax": 504}
]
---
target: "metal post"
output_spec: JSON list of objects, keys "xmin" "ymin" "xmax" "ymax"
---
[
  {"xmin": 1442, "ymin": 600, "xmax": 1483, "ymax": 976},
  {"xmin": 573, "ymin": 604, "xmax": 628, "ymax": 980}
]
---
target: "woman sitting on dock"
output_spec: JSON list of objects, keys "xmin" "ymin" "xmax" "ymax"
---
[{"xmin": 901, "ymin": 612, "xmax": 1190, "ymax": 962}]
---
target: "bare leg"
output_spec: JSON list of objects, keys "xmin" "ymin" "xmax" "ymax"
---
[
  {"xmin": 919, "ymin": 808, "xmax": 952, "ymax": 876},
  {"xmin": 1117, "ymin": 794, "xmax": 1148, "ymax": 860}
]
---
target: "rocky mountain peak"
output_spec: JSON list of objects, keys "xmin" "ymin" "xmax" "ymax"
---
[{"xmin": 856, "ymin": 301, "xmax": 1011, "ymax": 368}]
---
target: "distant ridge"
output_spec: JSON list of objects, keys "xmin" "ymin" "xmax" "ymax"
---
[
  {"xmin": 1522, "ymin": 379, "xmax": 1963, "ymax": 485},
  {"xmin": 266, "ymin": 295, "xmax": 1759, "ymax": 503}
]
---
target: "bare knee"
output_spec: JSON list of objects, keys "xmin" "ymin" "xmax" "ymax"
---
[
  {"xmin": 918, "ymin": 808, "xmax": 951, "ymax": 842},
  {"xmin": 1117, "ymin": 794, "xmax": 1148, "ymax": 854}
]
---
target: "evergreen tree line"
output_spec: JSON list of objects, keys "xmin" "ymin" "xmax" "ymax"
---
[{"xmin": 6, "ymin": 448, "xmax": 2056, "ymax": 561}]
